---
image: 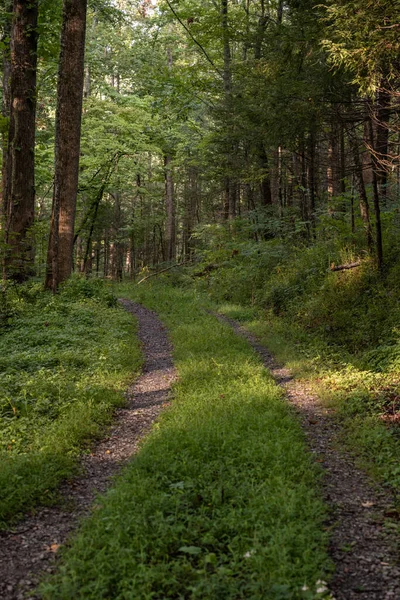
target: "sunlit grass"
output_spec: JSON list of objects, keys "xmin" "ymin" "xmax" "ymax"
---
[
  {"xmin": 218, "ymin": 304, "xmax": 400, "ymax": 494},
  {"xmin": 39, "ymin": 281, "xmax": 331, "ymax": 600}
]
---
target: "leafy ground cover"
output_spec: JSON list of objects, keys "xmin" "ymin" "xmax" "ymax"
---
[
  {"xmin": 197, "ymin": 231, "xmax": 400, "ymax": 496},
  {"xmin": 240, "ymin": 310, "xmax": 400, "ymax": 496},
  {"xmin": 40, "ymin": 281, "xmax": 332, "ymax": 600},
  {"xmin": 0, "ymin": 277, "xmax": 141, "ymax": 527}
]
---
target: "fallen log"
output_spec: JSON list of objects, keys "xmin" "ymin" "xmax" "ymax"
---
[{"xmin": 330, "ymin": 261, "xmax": 362, "ymax": 272}]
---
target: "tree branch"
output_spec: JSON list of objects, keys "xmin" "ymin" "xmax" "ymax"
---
[
  {"xmin": 330, "ymin": 261, "xmax": 362, "ymax": 272},
  {"xmin": 164, "ymin": 0, "xmax": 224, "ymax": 79},
  {"xmin": 137, "ymin": 260, "xmax": 193, "ymax": 284}
]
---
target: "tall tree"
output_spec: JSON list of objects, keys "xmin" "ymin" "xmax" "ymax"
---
[
  {"xmin": 1, "ymin": 2, "xmax": 12, "ymax": 226},
  {"xmin": 3, "ymin": 0, "xmax": 39, "ymax": 282},
  {"xmin": 45, "ymin": 0, "xmax": 87, "ymax": 291}
]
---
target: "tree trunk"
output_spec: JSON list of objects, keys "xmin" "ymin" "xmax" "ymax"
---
[
  {"xmin": 349, "ymin": 131, "xmax": 374, "ymax": 253},
  {"xmin": 339, "ymin": 124, "xmax": 346, "ymax": 195},
  {"xmin": 183, "ymin": 165, "xmax": 198, "ymax": 256},
  {"xmin": 375, "ymin": 86, "xmax": 390, "ymax": 196},
  {"xmin": 4, "ymin": 0, "xmax": 38, "ymax": 282},
  {"xmin": 259, "ymin": 146, "xmax": 272, "ymax": 207},
  {"xmin": 223, "ymin": 177, "xmax": 230, "ymax": 220},
  {"xmin": 45, "ymin": 0, "xmax": 87, "ymax": 292},
  {"xmin": 327, "ymin": 123, "xmax": 340, "ymax": 200},
  {"xmin": 1, "ymin": 2, "xmax": 12, "ymax": 231},
  {"xmin": 221, "ymin": 0, "xmax": 234, "ymax": 220},
  {"xmin": 277, "ymin": 0, "xmax": 283, "ymax": 24},
  {"xmin": 308, "ymin": 130, "xmax": 316, "ymax": 238},
  {"xmin": 254, "ymin": 0, "xmax": 268, "ymax": 60},
  {"xmin": 164, "ymin": 154, "xmax": 176, "ymax": 261},
  {"xmin": 367, "ymin": 117, "xmax": 383, "ymax": 271}
]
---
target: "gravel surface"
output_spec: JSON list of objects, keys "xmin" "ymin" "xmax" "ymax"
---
[
  {"xmin": 0, "ymin": 299, "xmax": 176, "ymax": 600},
  {"xmin": 216, "ymin": 313, "xmax": 400, "ymax": 600}
]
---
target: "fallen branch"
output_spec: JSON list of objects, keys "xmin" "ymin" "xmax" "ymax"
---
[
  {"xmin": 137, "ymin": 261, "xmax": 192, "ymax": 285},
  {"xmin": 330, "ymin": 261, "xmax": 362, "ymax": 272}
]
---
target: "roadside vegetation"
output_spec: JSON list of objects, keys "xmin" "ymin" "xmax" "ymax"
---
[
  {"xmin": 191, "ymin": 220, "xmax": 400, "ymax": 495},
  {"xmin": 0, "ymin": 277, "xmax": 141, "ymax": 527},
  {"xmin": 40, "ymin": 282, "xmax": 332, "ymax": 600}
]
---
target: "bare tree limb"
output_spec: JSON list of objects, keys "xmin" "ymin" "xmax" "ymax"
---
[{"xmin": 137, "ymin": 260, "xmax": 193, "ymax": 284}]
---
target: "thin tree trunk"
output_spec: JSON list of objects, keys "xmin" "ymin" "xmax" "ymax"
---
[
  {"xmin": 339, "ymin": 124, "xmax": 346, "ymax": 195},
  {"xmin": 367, "ymin": 117, "xmax": 383, "ymax": 271},
  {"xmin": 375, "ymin": 86, "xmax": 390, "ymax": 196},
  {"xmin": 277, "ymin": 0, "xmax": 283, "ymax": 23},
  {"xmin": 349, "ymin": 132, "xmax": 374, "ymax": 253},
  {"xmin": 308, "ymin": 130, "xmax": 316, "ymax": 238},
  {"xmin": 164, "ymin": 154, "xmax": 176, "ymax": 261},
  {"xmin": 229, "ymin": 180, "xmax": 237, "ymax": 219},
  {"xmin": 254, "ymin": 0, "xmax": 268, "ymax": 60},
  {"xmin": 45, "ymin": 0, "xmax": 87, "ymax": 291},
  {"xmin": 300, "ymin": 139, "xmax": 310, "ymax": 240},
  {"xmin": 4, "ymin": 0, "xmax": 38, "ymax": 282},
  {"xmin": 221, "ymin": 0, "xmax": 233, "ymax": 220},
  {"xmin": 223, "ymin": 177, "xmax": 230, "ymax": 220},
  {"xmin": 103, "ymin": 232, "xmax": 109, "ymax": 277},
  {"xmin": 259, "ymin": 146, "xmax": 272, "ymax": 207}
]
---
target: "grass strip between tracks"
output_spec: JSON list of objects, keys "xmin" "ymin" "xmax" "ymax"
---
[{"xmin": 40, "ymin": 281, "xmax": 332, "ymax": 600}]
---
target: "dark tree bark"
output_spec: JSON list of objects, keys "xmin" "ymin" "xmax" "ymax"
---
[
  {"xmin": 254, "ymin": 0, "xmax": 268, "ymax": 60},
  {"xmin": 339, "ymin": 124, "xmax": 346, "ymax": 195},
  {"xmin": 308, "ymin": 129, "xmax": 316, "ymax": 238},
  {"xmin": 277, "ymin": 0, "xmax": 283, "ymax": 24},
  {"xmin": 221, "ymin": 0, "xmax": 235, "ymax": 220},
  {"xmin": 4, "ymin": 0, "xmax": 38, "ymax": 282},
  {"xmin": 45, "ymin": 0, "xmax": 87, "ymax": 292},
  {"xmin": 367, "ymin": 117, "xmax": 383, "ymax": 272},
  {"xmin": 259, "ymin": 146, "xmax": 272, "ymax": 207},
  {"xmin": 349, "ymin": 131, "xmax": 374, "ymax": 253},
  {"xmin": 375, "ymin": 87, "xmax": 390, "ymax": 196},
  {"xmin": 183, "ymin": 165, "xmax": 198, "ymax": 256},
  {"xmin": 164, "ymin": 154, "xmax": 176, "ymax": 261},
  {"xmin": 1, "ymin": 2, "xmax": 12, "ymax": 230},
  {"xmin": 327, "ymin": 122, "xmax": 341, "ymax": 199}
]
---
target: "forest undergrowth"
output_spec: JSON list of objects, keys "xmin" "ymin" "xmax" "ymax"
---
[
  {"xmin": 0, "ymin": 276, "xmax": 141, "ymax": 527},
  {"xmin": 39, "ymin": 282, "xmax": 332, "ymax": 600},
  {"xmin": 189, "ymin": 223, "xmax": 400, "ymax": 499}
]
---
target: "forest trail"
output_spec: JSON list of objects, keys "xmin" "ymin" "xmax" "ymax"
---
[
  {"xmin": 1, "ymin": 299, "xmax": 399, "ymax": 599},
  {"xmin": 216, "ymin": 313, "xmax": 400, "ymax": 600},
  {"xmin": 0, "ymin": 300, "xmax": 176, "ymax": 600}
]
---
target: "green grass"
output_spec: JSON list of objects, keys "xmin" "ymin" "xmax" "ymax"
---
[
  {"xmin": 0, "ymin": 277, "xmax": 141, "ymax": 527},
  {"xmin": 197, "ymin": 231, "xmax": 400, "ymax": 496},
  {"xmin": 39, "ymin": 281, "xmax": 332, "ymax": 600},
  {"xmin": 218, "ymin": 303, "xmax": 400, "ymax": 495}
]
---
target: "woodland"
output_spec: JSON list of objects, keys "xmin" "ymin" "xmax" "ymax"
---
[{"xmin": 0, "ymin": 0, "xmax": 400, "ymax": 598}]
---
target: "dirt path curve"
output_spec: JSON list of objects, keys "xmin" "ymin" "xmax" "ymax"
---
[
  {"xmin": 216, "ymin": 313, "xmax": 400, "ymax": 600},
  {"xmin": 0, "ymin": 300, "xmax": 176, "ymax": 600}
]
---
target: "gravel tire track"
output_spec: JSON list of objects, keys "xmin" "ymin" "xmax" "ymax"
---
[
  {"xmin": 0, "ymin": 299, "xmax": 176, "ymax": 600},
  {"xmin": 216, "ymin": 313, "xmax": 400, "ymax": 600}
]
